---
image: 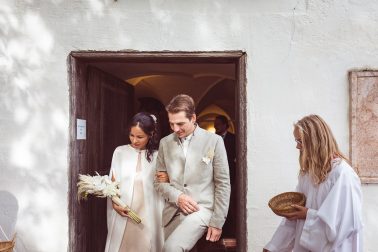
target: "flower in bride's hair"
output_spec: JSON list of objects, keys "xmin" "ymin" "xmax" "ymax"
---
[{"xmin": 150, "ymin": 114, "xmax": 157, "ymax": 123}]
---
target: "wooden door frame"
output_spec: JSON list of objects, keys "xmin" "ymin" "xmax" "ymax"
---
[{"xmin": 68, "ymin": 51, "xmax": 248, "ymax": 252}]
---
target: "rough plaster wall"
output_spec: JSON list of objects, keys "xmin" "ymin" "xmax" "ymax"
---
[{"xmin": 0, "ymin": 0, "xmax": 377, "ymax": 251}]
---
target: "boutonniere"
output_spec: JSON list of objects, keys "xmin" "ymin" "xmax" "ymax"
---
[{"xmin": 202, "ymin": 149, "xmax": 215, "ymax": 165}]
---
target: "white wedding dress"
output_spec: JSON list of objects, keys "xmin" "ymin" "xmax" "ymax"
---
[{"xmin": 105, "ymin": 145, "xmax": 164, "ymax": 252}]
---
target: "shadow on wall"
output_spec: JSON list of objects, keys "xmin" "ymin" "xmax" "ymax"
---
[
  {"xmin": 0, "ymin": 2, "xmax": 72, "ymax": 251},
  {"xmin": 1, "ymin": 1, "xmax": 143, "ymax": 251}
]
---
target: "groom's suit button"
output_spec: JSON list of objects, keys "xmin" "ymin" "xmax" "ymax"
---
[{"xmin": 184, "ymin": 184, "xmax": 187, "ymax": 187}]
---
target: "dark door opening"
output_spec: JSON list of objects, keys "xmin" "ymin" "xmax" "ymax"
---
[{"xmin": 68, "ymin": 51, "xmax": 247, "ymax": 252}]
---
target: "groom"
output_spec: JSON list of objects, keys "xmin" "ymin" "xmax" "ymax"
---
[{"xmin": 154, "ymin": 94, "xmax": 231, "ymax": 251}]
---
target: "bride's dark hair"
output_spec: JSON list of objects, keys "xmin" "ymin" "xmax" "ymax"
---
[{"xmin": 128, "ymin": 112, "xmax": 159, "ymax": 162}]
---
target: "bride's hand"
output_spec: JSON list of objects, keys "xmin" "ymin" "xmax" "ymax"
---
[{"xmin": 112, "ymin": 202, "xmax": 129, "ymax": 217}]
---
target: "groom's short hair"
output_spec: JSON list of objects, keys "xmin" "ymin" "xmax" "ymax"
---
[{"xmin": 166, "ymin": 94, "xmax": 195, "ymax": 119}]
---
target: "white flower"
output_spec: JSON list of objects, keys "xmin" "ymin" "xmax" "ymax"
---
[
  {"xmin": 202, "ymin": 157, "xmax": 210, "ymax": 164},
  {"xmin": 92, "ymin": 176, "xmax": 106, "ymax": 191},
  {"xmin": 102, "ymin": 182, "xmax": 119, "ymax": 197},
  {"xmin": 103, "ymin": 175, "xmax": 113, "ymax": 185},
  {"xmin": 202, "ymin": 148, "xmax": 215, "ymax": 164},
  {"xmin": 77, "ymin": 172, "xmax": 142, "ymax": 224}
]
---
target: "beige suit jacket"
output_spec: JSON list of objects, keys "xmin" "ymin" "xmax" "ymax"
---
[{"xmin": 154, "ymin": 126, "xmax": 231, "ymax": 229}]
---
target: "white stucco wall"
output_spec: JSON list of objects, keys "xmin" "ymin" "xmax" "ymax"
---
[{"xmin": 1, "ymin": 0, "xmax": 377, "ymax": 251}]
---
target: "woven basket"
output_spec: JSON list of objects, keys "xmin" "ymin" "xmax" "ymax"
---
[
  {"xmin": 268, "ymin": 192, "xmax": 306, "ymax": 215},
  {"xmin": 0, "ymin": 235, "xmax": 15, "ymax": 252}
]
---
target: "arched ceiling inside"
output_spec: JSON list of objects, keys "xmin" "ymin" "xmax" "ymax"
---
[
  {"xmin": 91, "ymin": 61, "xmax": 236, "ymax": 119},
  {"xmin": 197, "ymin": 78, "xmax": 236, "ymax": 119}
]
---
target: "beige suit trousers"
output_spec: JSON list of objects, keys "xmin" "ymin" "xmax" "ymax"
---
[{"xmin": 163, "ymin": 211, "xmax": 207, "ymax": 252}]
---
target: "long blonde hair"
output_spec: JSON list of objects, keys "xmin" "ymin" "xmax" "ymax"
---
[{"xmin": 295, "ymin": 114, "xmax": 348, "ymax": 184}]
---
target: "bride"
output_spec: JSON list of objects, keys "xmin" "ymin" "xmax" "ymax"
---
[{"xmin": 105, "ymin": 112, "xmax": 167, "ymax": 252}]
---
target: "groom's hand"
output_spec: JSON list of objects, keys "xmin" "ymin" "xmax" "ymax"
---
[
  {"xmin": 177, "ymin": 194, "xmax": 199, "ymax": 214},
  {"xmin": 206, "ymin": 226, "xmax": 222, "ymax": 242}
]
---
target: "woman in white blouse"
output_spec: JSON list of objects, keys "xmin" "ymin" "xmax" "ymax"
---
[{"xmin": 264, "ymin": 114, "xmax": 363, "ymax": 252}]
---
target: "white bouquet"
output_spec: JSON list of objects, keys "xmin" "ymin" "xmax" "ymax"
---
[{"xmin": 77, "ymin": 172, "xmax": 141, "ymax": 224}]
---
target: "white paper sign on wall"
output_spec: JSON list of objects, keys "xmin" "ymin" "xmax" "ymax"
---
[{"xmin": 77, "ymin": 119, "xmax": 86, "ymax": 140}]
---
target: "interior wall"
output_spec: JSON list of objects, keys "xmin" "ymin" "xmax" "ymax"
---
[{"xmin": 1, "ymin": 0, "xmax": 378, "ymax": 251}]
